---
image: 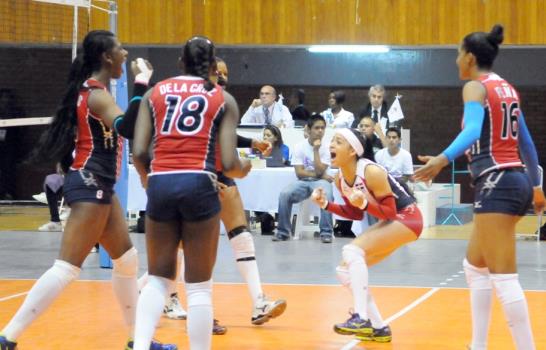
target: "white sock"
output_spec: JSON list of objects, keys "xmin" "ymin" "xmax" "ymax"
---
[
  {"xmin": 230, "ymin": 231, "xmax": 263, "ymax": 303},
  {"xmin": 133, "ymin": 275, "xmax": 172, "ymax": 350},
  {"xmin": 2, "ymin": 260, "xmax": 80, "ymax": 340},
  {"xmin": 463, "ymin": 259, "xmax": 492, "ymax": 350},
  {"xmin": 342, "ymin": 244, "xmax": 368, "ymax": 319},
  {"xmin": 367, "ymin": 292, "xmax": 385, "ymax": 329},
  {"xmin": 186, "ymin": 280, "xmax": 213, "ymax": 350},
  {"xmin": 137, "ymin": 272, "xmax": 148, "ymax": 292},
  {"xmin": 491, "ymin": 274, "xmax": 535, "ymax": 350},
  {"xmin": 112, "ymin": 247, "xmax": 139, "ymax": 337}
]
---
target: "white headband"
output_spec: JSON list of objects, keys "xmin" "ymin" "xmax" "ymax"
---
[{"xmin": 336, "ymin": 128, "xmax": 364, "ymax": 157}]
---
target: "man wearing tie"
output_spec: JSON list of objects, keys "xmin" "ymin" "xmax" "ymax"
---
[
  {"xmin": 352, "ymin": 85, "xmax": 399, "ymax": 133},
  {"xmin": 241, "ymin": 85, "xmax": 294, "ymax": 128}
]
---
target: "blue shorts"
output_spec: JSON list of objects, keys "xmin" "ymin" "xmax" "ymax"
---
[
  {"xmin": 146, "ymin": 172, "xmax": 221, "ymax": 222},
  {"xmin": 216, "ymin": 171, "xmax": 236, "ymax": 187},
  {"xmin": 473, "ymin": 169, "xmax": 532, "ymax": 216},
  {"xmin": 63, "ymin": 169, "xmax": 114, "ymax": 205}
]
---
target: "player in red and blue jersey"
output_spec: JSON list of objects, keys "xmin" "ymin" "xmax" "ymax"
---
[
  {"xmin": 415, "ymin": 25, "xmax": 545, "ymax": 350},
  {"xmin": 131, "ymin": 36, "xmax": 250, "ymax": 350},
  {"xmin": 311, "ymin": 128, "xmax": 422, "ymax": 343},
  {"xmin": 0, "ymin": 30, "xmax": 176, "ymax": 350}
]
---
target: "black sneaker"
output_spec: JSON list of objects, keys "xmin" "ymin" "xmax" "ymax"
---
[{"xmin": 356, "ymin": 325, "xmax": 392, "ymax": 342}]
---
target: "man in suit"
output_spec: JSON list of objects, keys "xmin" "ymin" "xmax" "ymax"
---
[{"xmin": 352, "ymin": 85, "xmax": 401, "ymax": 133}]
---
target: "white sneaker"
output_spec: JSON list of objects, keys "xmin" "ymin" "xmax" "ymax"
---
[
  {"xmin": 251, "ymin": 294, "xmax": 287, "ymax": 325},
  {"xmin": 32, "ymin": 192, "xmax": 47, "ymax": 204},
  {"xmin": 59, "ymin": 208, "xmax": 71, "ymax": 221},
  {"xmin": 163, "ymin": 293, "xmax": 187, "ymax": 320},
  {"xmin": 38, "ymin": 221, "xmax": 63, "ymax": 232}
]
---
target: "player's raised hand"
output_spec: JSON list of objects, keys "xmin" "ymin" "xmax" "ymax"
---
[
  {"xmin": 252, "ymin": 139, "xmax": 272, "ymax": 156},
  {"xmin": 348, "ymin": 189, "xmax": 367, "ymax": 209},
  {"xmin": 131, "ymin": 58, "xmax": 153, "ymax": 85}
]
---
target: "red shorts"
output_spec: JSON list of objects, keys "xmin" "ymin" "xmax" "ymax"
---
[{"xmin": 395, "ymin": 203, "xmax": 423, "ymax": 238}]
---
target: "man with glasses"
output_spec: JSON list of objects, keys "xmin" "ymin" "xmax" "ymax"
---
[{"xmin": 241, "ymin": 85, "xmax": 294, "ymax": 127}]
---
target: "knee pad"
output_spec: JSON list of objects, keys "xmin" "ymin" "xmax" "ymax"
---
[
  {"xmin": 335, "ymin": 265, "xmax": 351, "ymax": 288},
  {"xmin": 186, "ymin": 279, "xmax": 213, "ymax": 308},
  {"xmin": 463, "ymin": 258, "xmax": 491, "ymax": 290},
  {"xmin": 147, "ymin": 275, "xmax": 174, "ymax": 297},
  {"xmin": 342, "ymin": 244, "xmax": 365, "ymax": 266},
  {"xmin": 52, "ymin": 259, "xmax": 80, "ymax": 286},
  {"xmin": 490, "ymin": 274, "xmax": 525, "ymax": 305},
  {"xmin": 230, "ymin": 231, "xmax": 256, "ymax": 261},
  {"xmin": 227, "ymin": 225, "xmax": 248, "ymax": 239},
  {"xmin": 113, "ymin": 247, "xmax": 138, "ymax": 277}
]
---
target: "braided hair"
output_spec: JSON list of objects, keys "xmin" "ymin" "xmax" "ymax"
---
[
  {"xmin": 31, "ymin": 30, "xmax": 116, "ymax": 169},
  {"xmin": 182, "ymin": 36, "xmax": 216, "ymax": 91}
]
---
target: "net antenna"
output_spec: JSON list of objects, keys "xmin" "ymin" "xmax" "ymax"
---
[{"xmin": 32, "ymin": 0, "xmax": 116, "ymax": 60}]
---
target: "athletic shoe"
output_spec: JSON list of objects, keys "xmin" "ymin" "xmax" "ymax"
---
[
  {"xmin": 355, "ymin": 325, "xmax": 392, "ymax": 342},
  {"xmin": 333, "ymin": 312, "xmax": 373, "ymax": 336},
  {"xmin": 59, "ymin": 208, "xmax": 71, "ymax": 221},
  {"xmin": 32, "ymin": 192, "xmax": 47, "ymax": 204},
  {"xmin": 213, "ymin": 319, "xmax": 227, "ymax": 335},
  {"xmin": 163, "ymin": 293, "xmax": 187, "ymax": 320},
  {"xmin": 0, "ymin": 335, "xmax": 17, "ymax": 350},
  {"xmin": 251, "ymin": 293, "xmax": 287, "ymax": 325},
  {"xmin": 38, "ymin": 221, "xmax": 63, "ymax": 232},
  {"xmin": 125, "ymin": 339, "xmax": 178, "ymax": 350}
]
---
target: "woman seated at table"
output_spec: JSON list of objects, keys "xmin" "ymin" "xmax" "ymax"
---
[{"xmin": 262, "ymin": 125, "xmax": 290, "ymax": 166}]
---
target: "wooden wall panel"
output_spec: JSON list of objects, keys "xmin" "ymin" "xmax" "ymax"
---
[{"xmin": 2, "ymin": 0, "xmax": 546, "ymax": 45}]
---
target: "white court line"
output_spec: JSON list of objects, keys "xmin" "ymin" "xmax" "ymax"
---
[
  {"xmin": 0, "ymin": 291, "xmax": 28, "ymax": 303},
  {"xmin": 340, "ymin": 287, "xmax": 440, "ymax": 350}
]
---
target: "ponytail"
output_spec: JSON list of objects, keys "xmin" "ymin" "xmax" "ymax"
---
[{"xmin": 29, "ymin": 30, "xmax": 115, "ymax": 169}]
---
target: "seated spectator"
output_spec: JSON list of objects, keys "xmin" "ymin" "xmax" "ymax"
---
[
  {"xmin": 321, "ymin": 90, "xmax": 354, "ymax": 128},
  {"xmin": 353, "ymin": 85, "xmax": 403, "ymax": 133},
  {"xmin": 33, "ymin": 170, "xmax": 65, "ymax": 232},
  {"xmin": 374, "ymin": 127, "xmax": 414, "ymax": 184},
  {"xmin": 241, "ymin": 85, "xmax": 294, "ymax": 127},
  {"xmin": 263, "ymin": 125, "xmax": 290, "ymax": 166},
  {"xmin": 274, "ymin": 114, "xmax": 334, "ymax": 243},
  {"xmin": 357, "ymin": 115, "xmax": 385, "ymax": 155},
  {"xmin": 288, "ymin": 89, "xmax": 311, "ymax": 127}
]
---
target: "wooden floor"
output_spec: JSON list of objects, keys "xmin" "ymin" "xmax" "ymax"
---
[{"xmin": 1, "ymin": 280, "xmax": 545, "ymax": 349}]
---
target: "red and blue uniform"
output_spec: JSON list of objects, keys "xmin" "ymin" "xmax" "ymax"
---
[
  {"xmin": 64, "ymin": 79, "xmax": 121, "ymax": 204},
  {"xmin": 467, "ymin": 73, "xmax": 524, "ymax": 179},
  {"xmin": 146, "ymin": 76, "xmax": 225, "ymax": 222},
  {"xmin": 326, "ymin": 159, "xmax": 422, "ymax": 237}
]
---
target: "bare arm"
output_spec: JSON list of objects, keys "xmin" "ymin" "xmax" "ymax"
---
[
  {"xmin": 294, "ymin": 164, "xmax": 316, "ymax": 179},
  {"xmin": 132, "ymin": 89, "xmax": 153, "ymax": 187},
  {"xmin": 221, "ymin": 91, "xmax": 251, "ymax": 178}
]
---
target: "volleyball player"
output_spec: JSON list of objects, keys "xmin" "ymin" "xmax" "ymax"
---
[
  {"xmin": 131, "ymin": 36, "xmax": 250, "ymax": 350},
  {"xmin": 415, "ymin": 25, "xmax": 545, "ymax": 350},
  {"xmin": 311, "ymin": 128, "xmax": 423, "ymax": 342},
  {"xmin": 0, "ymin": 30, "xmax": 175, "ymax": 350}
]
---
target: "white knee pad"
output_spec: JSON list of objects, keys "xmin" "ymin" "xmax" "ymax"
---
[
  {"xmin": 342, "ymin": 244, "xmax": 365, "ymax": 265},
  {"xmin": 463, "ymin": 258, "xmax": 491, "ymax": 290},
  {"xmin": 230, "ymin": 231, "xmax": 255, "ymax": 261},
  {"xmin": 186, "ymin": 279, "xmax": 213, "ymax": 308},
  {"xmin": 335, "ymin": 265, "xmax": 351, "ymax": 288},
  {"xmin": 148, "ymin": 275, "xmax": 174, "ymax": 297},
  {"xmin": 113, "ymin": 247, "xmax": 138, "ymax": 277},
  {"xmin": 52, "ymin": 259, "xmax": 80, "ymax": 286},
  {"xmin": 490, "ymin": 274, "xmax": 525, "ymax": 305}
]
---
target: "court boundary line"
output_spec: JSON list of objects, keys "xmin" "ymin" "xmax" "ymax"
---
[
  {"xmin": 340, "ymin": 287, "xmax": 440, "ymax": 350},
  {"xmin": 1, "ymin": 278, "xmax": 546, "ymax": 292},
  {"xmin": 0, "ymin": 291, "xmax": 28, "ymax": 302}
]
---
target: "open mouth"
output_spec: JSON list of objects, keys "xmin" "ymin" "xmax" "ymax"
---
[{"xmin": 330, "ymin": 152, "xmax": 337, "ymax": 159}]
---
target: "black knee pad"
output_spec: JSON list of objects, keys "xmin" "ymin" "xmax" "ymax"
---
[{"xmin": 227, "ymin": 225, "xmax": 248, "ymax": 239}]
